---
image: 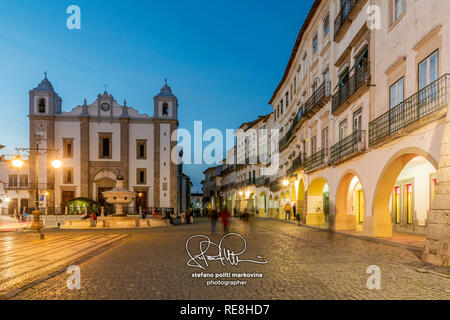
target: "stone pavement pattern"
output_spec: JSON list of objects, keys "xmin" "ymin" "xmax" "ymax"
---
[
  {"xmin": 4, "ymin": 219, "xmax": 450, "ymax": 300},
  {"xmin": 0, "ymin": 232, "xmax": 127, "ymax": 297}
]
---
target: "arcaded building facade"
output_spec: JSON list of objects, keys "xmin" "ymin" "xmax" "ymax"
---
[{"xmin": 218, "ymin": 0, "xmax": 450, "ymax": 266}]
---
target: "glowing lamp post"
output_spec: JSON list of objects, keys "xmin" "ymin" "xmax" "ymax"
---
[{"xmin": 13, "ymin": 147, "xmax": 62, "ymax": 239}]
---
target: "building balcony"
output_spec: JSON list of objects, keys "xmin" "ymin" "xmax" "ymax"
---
[
  {"xmin": 334, "ymin": 0, "xmax": 366, "ymax": 42},
  {"xmin": 287, "ymin": 153, "xmax": 306, "ymax": 177},
  {"xmin": 279, "ymin": 117, "xmax": 298, "ymax": 152},
  {"xmin": 332, "ymin": 61, "xmax": 370, "ymax": 115},
  {"xmin": 369, "ymin": 73, "xmax": 449, "ymax": 147},
  {"xmin": 220, "ymin": 182, "xmax": 235, "ymax": 192},
  {"xmin": 4, "ymin": 183, "xmax": 54, "ymax": 191},
  {"xmin": 330, "ymin": 130, "xmax": 366, "ymax": 165},
  {"xmin": 236, "ymin": 181, "xmax": 247, "ymax": 189},
  {"xmin": 305, "ymin": 149, "xmax": 329, "ymax": 173},
  {"xmin": 4, "ymin": 184, "xmax": 30, "ymax": 191},
  {"xmin": 255, "ymin": 176, "xmax": 269, "ymax": 187},
  {"xmin": 302, "ymin": 81, "xmax": 331, "ymax": 119},
  {"xmin": 246, "ymin": 178, "xmax": 256, "ymax": 187},
  {"xmin": 269, "ymin": 178, "xmax": 283, "ymax": 193}
]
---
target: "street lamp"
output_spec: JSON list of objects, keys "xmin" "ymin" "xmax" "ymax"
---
[
  {"xmin": 282, "ymin": 179, "xmax": 289, "ymax": 187},
  {"xmin": 51, "ymin": 159, "xmax": 62, "ymax": 169},
  {"xmin": 13, "ymin": 147, "xmax": 62, "ymax": 239},
  {"xmin": 12, "ymin": 155, "xmax": 24, "ymax": 169}
]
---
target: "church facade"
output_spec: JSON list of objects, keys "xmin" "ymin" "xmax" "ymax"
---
[{"xmin": 26, "ymin": 75, "xmax": 179, "ymax": 212}]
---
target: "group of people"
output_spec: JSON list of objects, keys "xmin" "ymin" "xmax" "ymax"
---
[
  {"xmin": 14, "ymin": 211, "xmax": 28, "ymax": 222},
  {"xmin": 284, "ymin": 202, "xmax": 301, "ymax": 224},
  {"xmin": 181, "ymin": 209, "xmax": 195, "ymax": 224},
  {"xmin": 208, "ymin": 209, "xmax": 231, "ymax": 234}
]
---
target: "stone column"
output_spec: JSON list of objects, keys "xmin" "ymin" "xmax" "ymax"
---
[
  {"xmin": 153, "ymin": 121, "xmax": 161, "ymax": 208},
  {"xmin": 170, "ymin": 121, "xmax": 178, "ymax": 212},
  {"xmin": 29, "ymin": 118, "xmax": 37, "ymax": 206},
  {"xmin": 422, "ymin": 109, "xmax": 450, "ymax": 266},
  {"xmin": 80, "ymin": 117, "xmax": 90, "ymax": 198},
  {"xmin": 46, "ymin": 118, "xmax": 56, "ymax": 210},
  {"xmin": 120, "ymin": 119, "xmax": 130, "ymax": 189}
]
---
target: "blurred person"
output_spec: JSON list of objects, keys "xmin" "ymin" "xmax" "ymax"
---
[{"xmin": 221, "ymin": 209, "xmax": 231, "ymax": 234}]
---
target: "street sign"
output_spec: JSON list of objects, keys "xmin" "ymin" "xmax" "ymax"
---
[{"xmin": 39, "ymin": 195, "xmax": 45, "ymax": 202}]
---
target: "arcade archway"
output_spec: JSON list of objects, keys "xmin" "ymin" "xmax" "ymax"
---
[
  {"xmin": 372, "ymin": 149, "xmax": 438, "ymax": 237},
  {"xmin": 306, "ymin": 178, "xmax": 329, "ymax": 226},
  {"xmin": 335, "ymin": 172, "xmax": 366, "ymax": 231}
]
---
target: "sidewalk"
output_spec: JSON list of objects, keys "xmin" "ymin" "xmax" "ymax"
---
[{"xmin": 278, "ymin": 218, "xmax": 425, "ymax": 253}]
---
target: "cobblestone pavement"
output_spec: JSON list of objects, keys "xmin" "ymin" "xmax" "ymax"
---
[{"xmin": 5, "ymin": 219, "xmax": 450, "ymax": 300}]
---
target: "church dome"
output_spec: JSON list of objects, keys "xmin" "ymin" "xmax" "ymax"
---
[
  {"xmin": 35, "ymin": 73, "xmax": 54, "ymax": 91},
  {"xmin": 157, "ymin": 79, "xmax": 174, "ymax": 97}
]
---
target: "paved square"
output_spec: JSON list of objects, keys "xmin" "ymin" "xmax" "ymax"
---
[{"xmin": 1, "ymin": 219, "xmax": 449, "ymax": 300}]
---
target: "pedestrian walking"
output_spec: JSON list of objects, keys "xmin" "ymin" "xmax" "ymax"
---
[
  {"xmin": 90, "ymin": 212, "xmax": 97, "ymax": 227},
  {"xmin": 284, "ymin": 203, "xmax": 292, "ymax": 220},
  {"xmin": 293, "ymin": 204, "xmax": 297, "ymax": 222},
  {"xmin": 189, "ymin": 209, "xmax": 194, "ymax": 224},
  {"xmin": 221, "ymin": 209, "xmax": 231, "ymax": 234},
  {"xmin": 210, "ymin": 210, "xmax": 218, "ymax": 234}
]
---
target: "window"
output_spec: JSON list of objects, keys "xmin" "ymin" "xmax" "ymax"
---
[
  {"xmin": 38, "ymin": 99, "xmax": 46, "ymax": 113},
  {"xmin": 137, "ymin": 169, "xmax": 147, "ymax": 185},
  {"xmin": 63, "ymin": 168, "xmax": 73, "ymax": 184},
  {"xmin": 163, "ymin": 182, "xmax": 168, "ymax": 191},
  {"xmin": 321, "ymin": 127, "xmax": 329, "ymax": 149},
  {"xmin": 310, "ymin": 136, "xmax": 317, "ymax": 155},
  {"xmin": 353, "ymin": 108, "xmax": 362, "ymax": 132},
  {"xmin": 294, "ymin": 77, "xmax": 297, "ymax": 93},
  {"xmin": 136, "ymin": 140, "xmax": 147, "ymax": 160},
  {"xmin": 162, "ymin": 103, "xmax": 169, "ymax": 116},
  {"xmin": 419, "ymin": 51, "xmax": 439, "ymax": 90},
  {"xmin": 323, "ymin": 15, "xmax": 330, "ymax": 37},
  {"xmin": 313, "ymin": 34, "xmax": 318, "ymax": 54},
  {"xmin": 393, "ymin": 0, "xmax": 405, "ymax": 23},
  {"xmin": 99, "ymin": 133, "xmax": 112, "ymax": 159},
  {"xmin": 302, "ymin": 55, "xmax": 308, "ymax": 79},
  {"xmin": 280, "ymin": 100, "xmax": 284, "ymax": 114},
  {"xmin": 19, "ymin": 175, "xmax": 28, "ymax": 187},
  {"xmin": 63, "ymin": 139, "xmax": 74, "ymax": 159},
  {"xmin": 390, "ymin": 77, "xmax": 404, "ymax": 108},
  {"xmin": 343, "ymin": 0, "xmax": 351, "ymax": 19},
  {"xmin": 339, "ymin": 120, "xmax": 348, "ymax": 141},
  {"xmin": 323, "ymin": 70, "xmax": 330, "ymax": 95},
  {"xmin": 285, "ymin": 92, "xmax": 289, "ymax": 107},
  {"xmin": 8, "ymin": 174, "xmax": 18, "ymax": 187}
]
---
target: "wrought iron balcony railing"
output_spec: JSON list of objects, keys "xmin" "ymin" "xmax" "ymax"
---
[
  {"xmin": 305, "ymin": 149, "xmax": 329, "ymax": 173},
  {"xmin": 255, "ymin": 176, "xmax": 269, "ymax": 187},
  {"xmin": 287, "ymin": 153, "xmax": 306, "ymax": 177},
  {"xmin": 303, "ymin": 81, "xmax": 331, "ymax": 119},
  {"xmin": 369, "ymin": 74, "xmax": 449, "ymax": 146},
  {"xmin": 334, "ymin": 0, "xmax": 362, "ymax": 41},
  {"xmin": 4, "ymin": 184, "xmax": 30, "ymax": 191},
  {"xmin": 330, "ymin": 130, "xmax": 366, "ymax": 165},
  {"xmin": 269, "ymin": 178, "xmax": 283, "ymax": 192},
  {"xmin": 4, "ymin": 183, "xmax": 54, "ymax": 191},
  {"xmin": 332, "ymin": 61, "xmax": 370, "ymax": 114},
  {"xmin": 279, "ymin": 117, "xmax": 298, "ymax": 152}
]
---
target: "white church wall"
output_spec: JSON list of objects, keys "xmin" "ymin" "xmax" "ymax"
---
[{"xmin": 159, "ymin": 123, "xmax": 171, "ymax": 208}]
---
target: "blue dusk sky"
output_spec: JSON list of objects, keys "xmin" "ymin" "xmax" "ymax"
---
[{"xmin": 0, "ymin": 0, "xmax": 313, "ymax": 193}]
